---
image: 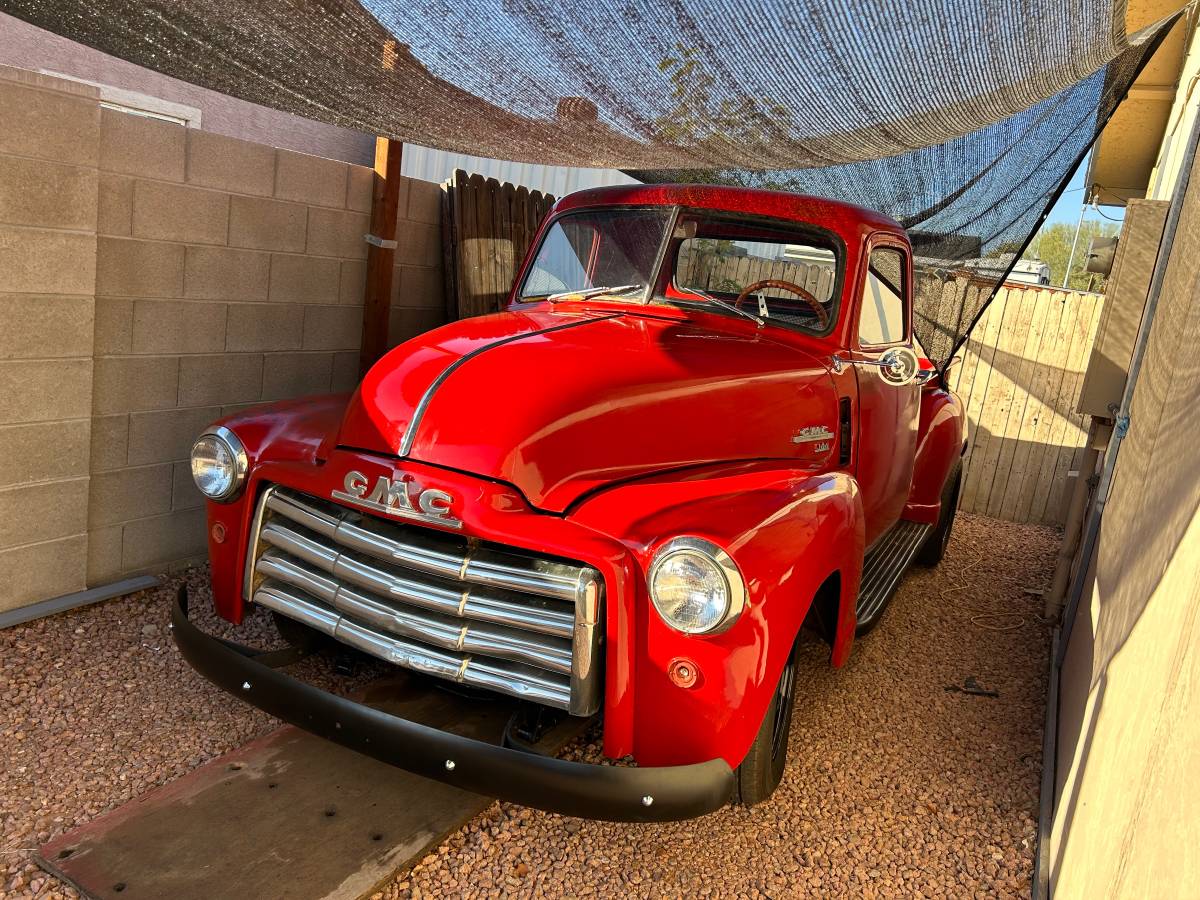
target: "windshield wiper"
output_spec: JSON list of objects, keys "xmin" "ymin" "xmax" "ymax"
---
[
  {"xmin": 547, "ymin": 284, "xmax": 643, "ymax": 302},
  {"xmin": 675, "ymin": 285, "xmax": 765, "ymax": 327}
]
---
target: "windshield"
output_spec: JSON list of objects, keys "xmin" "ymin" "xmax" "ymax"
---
[
  {"xmin": 518, "ymin": 206, "xmax": 843, "ymax": 333},
  {"xmin": 671, "ymin": 213, "xmax": 840, "ymax": 333},
  {"xmin": 519, "ymin": 208, "xmax": 671, "ymax": 302}
]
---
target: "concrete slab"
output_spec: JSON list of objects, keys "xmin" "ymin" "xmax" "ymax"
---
[{"xmin": 36, "ymin": 674, "xmax": 590, "ymax": 900}]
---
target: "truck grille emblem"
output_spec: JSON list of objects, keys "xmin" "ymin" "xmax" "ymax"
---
[{"xmin": 331, "ymin": 470, "xmax": 462, "ymax": 529}]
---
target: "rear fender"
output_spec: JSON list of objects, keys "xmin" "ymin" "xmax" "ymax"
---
[
  {"xmin": 570, "ymin": 462, "xmax": 864, "ymax": 769},
  {"xmin": 904, "ymin": 385, "xmax": 965, "ymax": 524}
]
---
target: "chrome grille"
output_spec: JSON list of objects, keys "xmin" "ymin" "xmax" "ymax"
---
[{"xmin": 244, "ymin": 485, "xmax": 603, "ymax": 715}]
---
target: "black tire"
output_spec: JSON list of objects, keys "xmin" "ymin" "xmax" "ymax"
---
[
  {"xmin": 916, "ymin": 461, "xmax": 962, "ymax": 567},
  {"xmin": 736, "ymin": 637, "xmax": 802, "ymax": 806}
]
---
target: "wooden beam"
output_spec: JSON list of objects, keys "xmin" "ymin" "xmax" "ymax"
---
[{"xmin": 359, "ymin": 136, "xmax": 403, "ymax": 376}]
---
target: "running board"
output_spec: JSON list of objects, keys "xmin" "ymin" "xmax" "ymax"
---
[{"xmin": 855, "ymin": 520, "xmax": 932, "ymax": 629}]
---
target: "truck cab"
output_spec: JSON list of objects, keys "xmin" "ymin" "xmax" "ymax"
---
[{"xmin": 177, "ymin": 184, "xmax": 966, "ymax": 820}]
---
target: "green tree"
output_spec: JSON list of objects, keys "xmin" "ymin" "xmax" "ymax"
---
[{"xmin": 1023, "ymin": 220, "xmax": 1121, "ymax": 292}]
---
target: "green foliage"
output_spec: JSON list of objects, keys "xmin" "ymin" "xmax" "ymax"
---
[
  {"xmin": 1023, "ymin": 219, "xmax": 1121, "ymax": 292},
  {"xmin": 654, "ymin": 45, "xmax": 791, "ymax": 160},
  {"xmin": 991, "ymin": 240, "xmax": 1024, "ymax": 257}
]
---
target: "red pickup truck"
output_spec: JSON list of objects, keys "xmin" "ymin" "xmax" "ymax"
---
[{"xmin": 174, "ymin": 184, "xmax": 966, "ymax": 821}]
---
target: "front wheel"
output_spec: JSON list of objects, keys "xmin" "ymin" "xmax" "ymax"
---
[
  {"xmin": 916, "ymin": 461, "xmax": 961, "ymax": 566},
  {"xmin": 736, "ymin": 637, "xmax": 802, "ymax": 806}
]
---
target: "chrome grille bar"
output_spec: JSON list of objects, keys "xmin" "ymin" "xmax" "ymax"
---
[
  {"xmin": 244, "ymin": 485, "xmax": 603, "ymax": 714},
  {"xmin": 264, "ymin": 490, "xmax": 590, "ymax": 603},
  {"xmin": 257, "ymin": 551, "xmax": 573, "ymax": 674},
  {"xmin": 258, "ymin": 520, "xmax": 576, "ymax": 639},
  {"xmin": 253, "ymin": 583, "xmax": 571, "ymax": 708}
]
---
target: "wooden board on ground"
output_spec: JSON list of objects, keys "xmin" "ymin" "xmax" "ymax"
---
[{"xmin": 36, "ymin": 674, "xmax": 591, "ymax": 900}]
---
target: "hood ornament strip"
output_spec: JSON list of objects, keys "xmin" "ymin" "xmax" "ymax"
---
[{"xmin": 396, "ymin": 314, "xmax": 621, "ymax": 457}]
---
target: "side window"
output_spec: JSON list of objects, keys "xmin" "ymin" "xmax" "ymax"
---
[{"xmin": 857, "ymin": 246, "xmax": 907, "ymax": 345}]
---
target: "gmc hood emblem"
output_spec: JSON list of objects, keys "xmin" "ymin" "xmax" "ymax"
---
[{"xmin": 331, "ymin": 470, "xmax": 462, "ymax": 529}]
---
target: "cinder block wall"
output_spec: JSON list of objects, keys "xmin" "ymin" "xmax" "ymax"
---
[
  {"xmin": 0, "ymin": 66, "xmax": 446, "ymax": 612},
  {"xmin": 0, "ymin": 67, "xmax": 100, "ymax": 610}
]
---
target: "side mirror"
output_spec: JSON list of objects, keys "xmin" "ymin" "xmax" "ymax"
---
[
  {"xmin": 875, "ymin": 346, "xmax": 920, "ymax": 386},
  {"xmin": 829, "ymin": 347, "xmax": 920, "ymax": 386}
]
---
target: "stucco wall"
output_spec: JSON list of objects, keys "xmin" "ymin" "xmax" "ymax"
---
[
  {"xmin": 1050, "ymin": 141, "xmax": 1200, "ymax": 896},
  {"xmin": 1147, "ymin": 24, "xmax": 1200, "ymax": 203},
  {"xmin": 0, "ymin": 65, "xmax": 445, "ymax": 612},
  {"xmin": 0, "ymin": 12, "xmax": 374, "ymax": 166}
]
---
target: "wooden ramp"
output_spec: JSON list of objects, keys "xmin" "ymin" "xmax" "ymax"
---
[{"xmin": 36, "ymin": 675, "xmax": 589, "ymax": 900}]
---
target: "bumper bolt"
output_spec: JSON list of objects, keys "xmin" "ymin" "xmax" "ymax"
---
[
  {"xmin": 241, "ymin": 681, "xmax": 251, "ymax": 691},
  {"xmin": 642, "ymin": 795, "xmax": 654, "ymax": 807},
  {"xmin": 445, "ymin": 759, "xmax": 456, "ymax": 771}
]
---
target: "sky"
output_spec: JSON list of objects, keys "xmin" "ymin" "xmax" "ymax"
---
[{"xmin": 1043, "ymin": 150, "xmax": 1126, "ymax": 228}]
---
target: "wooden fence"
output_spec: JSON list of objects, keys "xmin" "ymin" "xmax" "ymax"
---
[
  {"xmin": 442, "ymin": 169, "xmax": 555, "ymax": 319},
  {"xmin": 949, "ymin": 285, "xmax": 1104, "ymax": 526},
  {"xmin": 676, "ymin": 244, "xmax": 837, "ymax": 302}
]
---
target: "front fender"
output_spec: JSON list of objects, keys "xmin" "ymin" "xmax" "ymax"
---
[
  {"xmin": 570, "ymin": 461, "xmax": 864, "ymax": 769},
  {"xmin": 904, "ymin": 385, "xmax": 965, "ymax": 523},
  {"xmin": 201, "ymin": 394, "xmax": 351, "ymax": 623}
]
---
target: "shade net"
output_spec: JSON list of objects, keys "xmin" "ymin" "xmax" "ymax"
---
[
  {"xmin": 634, "ymin": 20, "xmax": 1172, "ymax": 363},
  {"xmin": 0, "ymin": 0, "xmax": 1177, "ymax": 362}
]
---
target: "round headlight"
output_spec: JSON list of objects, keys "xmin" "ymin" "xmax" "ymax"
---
[
  {"xmin": 190, "ymin": 426, "xmax": 247, "ymax": 502},
  {"xmin": 648, "ymin": 537, "xmax": 746, "ymax": 635}
]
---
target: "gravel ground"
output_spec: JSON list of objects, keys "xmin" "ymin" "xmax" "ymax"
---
[
  {"xmin": 0, "ymin": 569, "xmax": 383, "ymax": 899},
  {"xmin": 1, "ymin": 513, "xmax": 1055, "ymax": 899}
]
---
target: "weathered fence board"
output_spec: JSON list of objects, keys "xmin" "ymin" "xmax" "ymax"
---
[
  {"xmin": 1027, "ymin": 291, "xmax": 1085, "ymax": 523},
  {"xmin": 949, "ymin": 285, "xmax": 1104, "ymax": 526},
  {"xmin": 443, "ymin": 169, "xmax": 555, "ymax": 319},
  {"xmin": 676, "ymin": 246, "xmax": 836, "ymax": 302},
  {"xmin": 1003, "ymin": 285, "xmax": 1067, "ymax": 522}
]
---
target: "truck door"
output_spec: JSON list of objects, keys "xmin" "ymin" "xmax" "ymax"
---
[{"xmin": 852, "ymin": 243, "xmax": 920, "ymax": 548}]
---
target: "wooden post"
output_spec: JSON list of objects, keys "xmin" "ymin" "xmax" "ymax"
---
[{"xmin": 359, "ymin": 136, "xmax": 403, "ymax": 376}]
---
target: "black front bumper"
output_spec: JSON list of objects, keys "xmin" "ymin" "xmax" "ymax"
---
[{"xmin": 171, "ymin": 589, "xmax": 734, "ymax": 822}]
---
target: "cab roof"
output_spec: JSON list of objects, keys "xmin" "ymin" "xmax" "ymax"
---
[{"xmin": 553, "ymin": 183, "xmax": 907, "ymax": 245}]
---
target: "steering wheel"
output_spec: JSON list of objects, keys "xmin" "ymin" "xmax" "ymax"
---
[{"xmin": 734, "ymin": 279, "xmax": 828, "ymax": 329}]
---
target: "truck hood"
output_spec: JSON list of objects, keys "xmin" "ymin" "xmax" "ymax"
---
[{"xmin": 337, "ymin": 308, "xmax": 838, "ymax": 511}]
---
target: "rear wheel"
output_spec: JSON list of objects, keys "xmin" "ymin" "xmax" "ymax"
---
[
  {"xmin": 736, "ymin": 637, "xmax": 802, "ymax": 806},
  {"xmin": 916, "ymin": 462, "xmax": 962, "ymax": 567}
]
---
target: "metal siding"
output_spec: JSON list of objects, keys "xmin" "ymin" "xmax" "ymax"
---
[{"xmin": 401, "ymin": 143, "xmax": 637, "ymax": 196}]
